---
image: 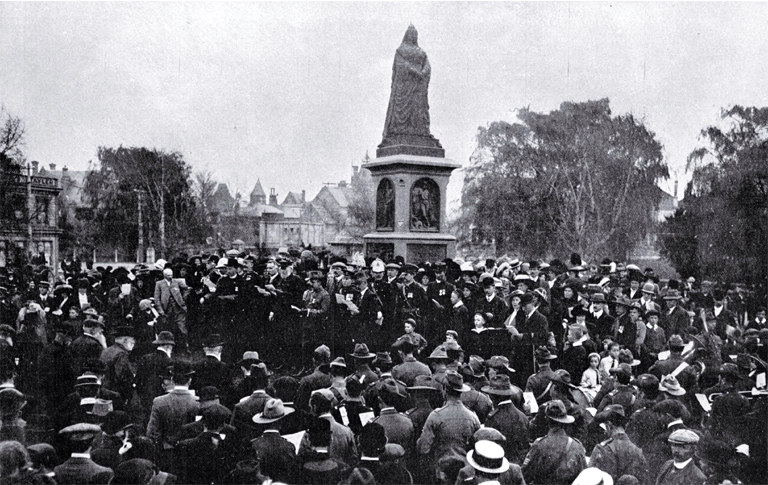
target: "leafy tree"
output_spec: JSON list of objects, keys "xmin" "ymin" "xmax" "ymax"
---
[
  {"xmin": 460, "ymin": 99, "xmax": 668, "ymax": 261},
  {"xmin": 81, "ymin": 146, "xmax": 210, "ymax": 259},
  {"xmin": 659, "ymin": 106, "xmax": 768, "ymax": 288}
]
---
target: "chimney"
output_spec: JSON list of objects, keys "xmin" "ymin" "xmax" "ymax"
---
[
  {"xmin": 31, "ymin": 161, "xmax": 39, "ymax": 173},
  {"xmin": 269, "ymin": 187, "xmax": 278, "ymax": 206},
  {"xmin": 49, "ymin": 163, "xmax": 57, "ymax": 171},
  {"xmin": 62, "ymin": 165, "xmax": 68, "ymax": 172},
  {"xmin": 674, "ymin": 180, "xmax": 678, "ymax": 199},
  {"xmin": 338, "ymin": 180, "xmax": 347, "ymax": 188},
  {"xmin": 301, "ymin": 190, "xmax": 306, "ymax": 203}
]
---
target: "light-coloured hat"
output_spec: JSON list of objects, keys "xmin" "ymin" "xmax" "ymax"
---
[
  {"xmin": 154, "ymin": 259, "xmax": 167, "ymax": 270},
  {"xmin": 659, "ymin": 375, "xmax": 686, "ymax": 396},
  {"xmin": 466, "ymin": 440, "xmax": 510, "ymax": 474},
  {"xmin": 668, "ymin": 429, "xmax": 700, "ymax": 445},
  {"xmin": 252, "ymin": 398, "xmax": 295, "ymax": 424}
]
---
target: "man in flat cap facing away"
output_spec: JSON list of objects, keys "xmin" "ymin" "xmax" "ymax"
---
[
  {"xmin": 654, "ymin": 429, "xmax": 706, "ymax": 485},
  {"xmin": 55, "ymin": 423, "xmax": 114, "ymax": 485}
]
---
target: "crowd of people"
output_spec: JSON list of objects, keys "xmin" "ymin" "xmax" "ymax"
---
[{"xmin": 0, "ymin": 249, "xmax": 765, "ymax": 485}]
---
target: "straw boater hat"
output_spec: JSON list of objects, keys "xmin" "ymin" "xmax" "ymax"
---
[{"xmin": 466, "ymin": 440, "xmax": 510, "ymax": 475}]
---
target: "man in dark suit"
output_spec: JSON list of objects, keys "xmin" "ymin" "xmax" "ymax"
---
[
  {"xmin": 295, "ymin": 344, "xmax": 331, "ymax": 414},
  {"xmin": 146, "ymin": 361, "xmax": 198, "ymax": 474},
  {"xmin": 514, "ymin": 293, "xmax": 550, "ymax": 379},
  {"xmin": 661, "ymin": 290, "xmax": 690, "ymax": 338},
  {"xmin": 353, "ymin": 271, "xmax": 384, "ymax": 348},
  {"xmin": 192, "ymin": 334, "xmax": 231, "ymax": 391},
  {"xmin": 176, "ymin": 404, "xmax": 240, "ymax": 484},
  {"xmin": 71, "ymin": 319, "xmax": 107, "ymax": 376},
  {"xmin": 54, "ymin": 423, "xmax": 114, "ymax": 485},
  {"xmin": 135, "ymin": 331, "xmax": 175, "ymax": 414},
  {"xmin": 154, "ymin": 268, "xmax": 189, "ymax": 353},
  {"xmin": 264, "ymin": 258, "xmax": 305, "ymax": 369},
  {"xmin": 250, "ymin": 398, "xmax": 298, "ymax": 483},
  {"xmin": 425, "ymin": 262, "xmax": 456, "ymax": 346},
  {"xmin": 588, "ymin": 293, "xmax": 615, "ymax": 342},
  {"xmin": 100, "ymin": 325, "xmax": 135, "ymax": 404},
  {"xmin": 106, "ymin": 272, "xmax": 139, "ymax": 325},
  {"xmin": 64, "ymin": 278, "xmax": 104, "ymax": 315},
  {"xmin": 712, "ymin": 289, "xmax": 739, "ymax": 340},
  {"xmin": 474, "ymin": 275, "xmax": 508, "ymax": 329}
]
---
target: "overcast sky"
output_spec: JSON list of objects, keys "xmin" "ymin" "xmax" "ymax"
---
[{"xmin": 2, "ymin": 2, "xmax": 768, "ymax": 211}]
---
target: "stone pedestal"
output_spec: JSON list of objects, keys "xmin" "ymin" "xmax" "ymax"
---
[{"xmin": 363, "ymin": 154, "xmax": 460, "ymax": 263}]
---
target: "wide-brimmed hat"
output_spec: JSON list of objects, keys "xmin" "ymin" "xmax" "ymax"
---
[
  {"xmin": 252, "ymin": 398, "xmax": 295, "ymax": 424},
  {"xmin": 152, "ymin": 331, "xmax": 175, "ymax": 346},
  {"xmin": 590, "ymin": 293, "xmax": 606, "ymax": 303},
  {"xmin": 466, "ymin": 440, "xmax": 510, "ymax": 474},
  {"xmin": 407, "ymin": 375, "xmax": 443, "ymax": 394},
  {"xmin": 659, "ymin": 375, "xmax": 686, "ymax": 396},
  {"xmin": 485, "ymin": 355, "xmax": 515, "ymax": 373},
  {"xmin": 113, "ymin": 326, "xmax": 135, "ymax": 339},
  {"xmin": 613, "ymin": 295, "xmax": 632, "ymax": 307},
  {"xmin": 392, "ymin": 339, "xmax": 416, "ymax": 354},
  {"xmin": 534, "ymin": 346, "xmax": 557, "ymax": 361},
  {"xmin": 444, "ymin": 371, "xmax": 470, "ymax": 393},
  {"xmin": 462, "ymin": 355, "xmax": 486, "ymax": 379},
  {"xmin": 549, "ymin": 369, "xmax": 578, "ymax": 389},
  {"xmin": 594, "ymin": 404, "xmax": 626, "ymax": 426},
  {"xmin": 350, "ymin": 343, "xmax": 376, "ymax": 360},
  {"xmin": 375, "ymin": 352, "xmax": 393, "ymax": 365},
  {"xmin": 329, "ymin": 357, "xmax": 347, "ymax": 369},
  {"xmin": 427, "ymin": 346, "xmax": 448, "ymax": 360},
  {"xmin": 481, "ymin": 375, "xmax": 515, "ymax": 396},
  {"xmin": 166, "ymin": 361, "xmax": 195, "ymax": 379},
  {"xmin": 380, "ymin": 378, "xmax": 408, "ymax": 400},
  {"xmin": 545, "ymin": 399, "xmax": 575, "ymax": 424},
  {"xmin": 663, "ymin": 289, "xmax": 683, "ymax": 300}
]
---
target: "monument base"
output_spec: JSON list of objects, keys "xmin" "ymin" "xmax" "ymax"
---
[{"xmin": 363, "ymin": 232, "xmax": 456, "ymax": 263}]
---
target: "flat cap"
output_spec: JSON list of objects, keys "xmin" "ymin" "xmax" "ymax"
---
[{"xmin": 668, "ymin": 429, "xmax": 700, "ymax": 444}]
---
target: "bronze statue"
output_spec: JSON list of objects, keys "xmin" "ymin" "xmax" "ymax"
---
[{"xmin": 378, "ymin": 25, "xmax": 444, "ymax": 158}]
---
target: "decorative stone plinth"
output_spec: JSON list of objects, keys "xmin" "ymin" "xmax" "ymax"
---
[{"xmin": 363, "ymin": 154, "xmax": 460, "ymax": 262}]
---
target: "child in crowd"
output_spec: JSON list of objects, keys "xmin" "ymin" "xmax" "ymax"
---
[
  {"xmin": 581, "ymin": 352, "xmax": 602, "ymax": 388},
  {"xmin": 599, "ymin": 341, "xmax": 621, "ymax": 378},
  {"xmin": 395, "ymin": 318, "xmax": 428, "ymax": 356}
]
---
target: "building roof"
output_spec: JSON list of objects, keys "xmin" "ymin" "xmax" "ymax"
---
[
  {"xmin": 250, "ymin": 179, "xmax": 266, "ymax": 198},
  {"xmin": 239, "ymin": 203, "xmax": 284, "ymax": 217},
  {"xmin": 282, "ymin": 191, "xmax": 304, "ymax": 206}
]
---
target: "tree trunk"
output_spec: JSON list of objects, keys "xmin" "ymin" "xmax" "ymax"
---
[{"xmin": 159, "ymin": 189, "xmax": 166, "ymax": 258}]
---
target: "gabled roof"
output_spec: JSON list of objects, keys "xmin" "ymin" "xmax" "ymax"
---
[
  {"xmin": 239, "ymin": 203, "xmax": 284, "ymax": 217},
  {"xmin": 318, "ymin": 186, "xmax": 350, "ymax": 208},
  {"xmin": 282, "ymin": 191, "xmax": 304, "ymax": 206}
]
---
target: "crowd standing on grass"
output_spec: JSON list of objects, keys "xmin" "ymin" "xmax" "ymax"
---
[{"xmin": 0, "ymin": 248, "xmax": 765, "ymax": 485}]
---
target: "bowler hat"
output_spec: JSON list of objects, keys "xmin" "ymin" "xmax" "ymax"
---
[
  {"xmin": 253, "ymin": 398, "xmax": 294, "ymax": 424},
  {"xmin": 466, "ymin": 440, "xmax": 510, "ymax": 474},
  {"xmin": 590, "ymin": 293, "xmax": 606, "ymax": 303},
  {"xmin": 350, "ymin": 343, "xmax": 376, "ymax": 360},
  {"xmin": 545, "ymin": 399, "xmax": 575, "ymax": 424},
  {"xmin": 152, "ymin": 331, "xmax": 175, "ymax": 346},
  {"xmin": 519, "ymin": 292, "xmax": 535, "ymax": 306},
  {"xmin": 403, "ymin": 263, "xmax": 419, "ymax": 273},
  {"xmin": 168, "ymin": 361, "xmax": 195, "ymax": 379},
  {"xmin": 198, "ymin": 386, "xmax": 220, "ymax": 403},
  {"xmin": 641, "ymin": 282, "xmax": 656, "ymax": 294},
  {"xmin": 237, "ymin": 351, "xmax": 261, "ymax": 367}
]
